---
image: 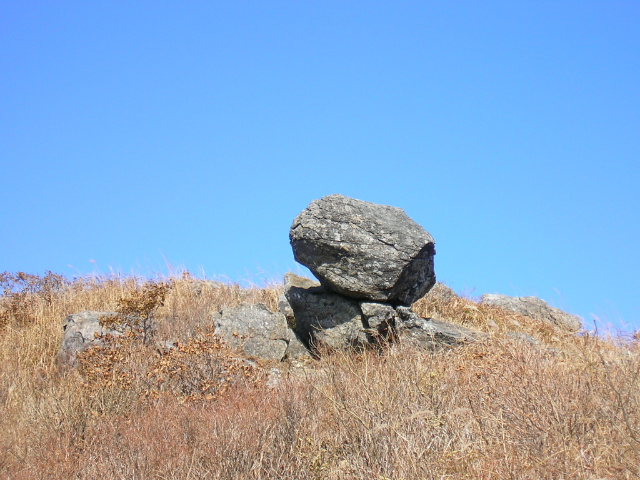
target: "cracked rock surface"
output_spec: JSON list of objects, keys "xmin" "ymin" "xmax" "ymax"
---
[
  {"xmin": 213, "ymin": 303, "xmax": 310, "ymax": 361},
  {"xmin": 290, "ymin": 194, "xmax": 436, "ymax": 305},
  {"xmin": 395, "ymin": 306, "xmax": 479, "ymax": 347}
]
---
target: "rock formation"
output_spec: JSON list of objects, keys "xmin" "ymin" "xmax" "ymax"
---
[
  {"xmin": 281, "ymin": 272, "xmax": 477, "ymax": 351},
  {"xmin": 60, "ymin": 194, "xmax": 584, "ymax": 366},
  {"xmin": 282, "ymin": 195, "xmax": 477, "ymax": 353},
  {"xmin": 283, "ymin": 272, "xmax": 370, "ymax": 351}
]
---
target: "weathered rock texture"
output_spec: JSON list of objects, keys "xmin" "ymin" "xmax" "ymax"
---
[
  {"xmin": 360, "ymin": 302, "xmax": 396, "ymax": 332},
  {"xmin": 283, "ymin": 273, "xmax": 370, "ymax": 351},
  {"xmin": 57, "ymin": 311, "xmax": 121, "ymax": 367},
  {"xmin": 213, "ymin": 303, "xmax": 310, "ymax": 361},
  {"xmin": 481, "ymin": 294, "xmax": 582, "ymax": 332},
  {"xmin": 290, "ymin": 194, "xmax": 436, "ymax": 306},
  {"xmin": 278, "ymin": 272, "xmax": 320, "ymax": 326}
]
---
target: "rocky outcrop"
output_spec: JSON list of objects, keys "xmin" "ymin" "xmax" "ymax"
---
[
  {"xmin": 290, "ymin": 194, "xmax": 436, "ymax": 306},
  {"xmin": 282, "ymin": 195, "xmax": 480, "ymax": 354},
  {"xmin": 481, "ymin": 294, "xmax": 582, "ymax": 332},
  {"xmin": 60, "ymin": 195, "xmax": 582, "ymax": 366},
  {"xmin": 57, "ymin": 311, "xmax": 121, "ymax": 367},
  {"xmin": 278, "ymin": 272, "xmax": 320, "ymax": 326},
  {"xmin": 213, "ymin": 303, "xmax": 310, "ymax": 361},
  {"xmin": 423, "ymin": 282, "xmax": 459, "ymax": 304},
  {"xmin": 281, "ymin": 272, "xmax": 478, "ymax": 353}
]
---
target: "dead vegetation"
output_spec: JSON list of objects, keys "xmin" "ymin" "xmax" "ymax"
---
[{"xmin": 0, "ymin": 271, "xmax": 638, "ymax": 479}]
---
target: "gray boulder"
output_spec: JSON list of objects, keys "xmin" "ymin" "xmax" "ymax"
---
[
  {"xmin": 481, "ymin": 294, "xmax": 582, "ymax": 332},
  {"xmin": 213, "ymin": 303, "xmax": 309, "ymax": 361},
  {"xmin": 57, "ymin": 311, "xmax": 121, "ymax": 367},
  {"xmin": 290, "ymin": 194, "xmax": 436, "ymax": 305},
  {"xmin": 284, "ymin": 274, "xmax": 369, "ymax": 351}
]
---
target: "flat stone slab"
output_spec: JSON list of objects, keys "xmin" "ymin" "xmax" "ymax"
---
[{"xmin": 395, "ymin": 306, "xmax": 479, "ymax": 347}]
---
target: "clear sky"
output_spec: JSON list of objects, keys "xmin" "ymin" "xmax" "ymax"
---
[{"xmin": 1, "ymin": 1, "xmax": 639, "ymax": 331}]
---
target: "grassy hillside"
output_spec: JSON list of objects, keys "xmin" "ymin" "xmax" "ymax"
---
[{"xmin": 0, "ymin": 271, "xmax": 638, "ymax": 479}]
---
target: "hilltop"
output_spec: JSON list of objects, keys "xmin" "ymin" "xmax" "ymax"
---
[{"xmin": 0, "ymin": 270, "xmax": 638, "ymax": 479}]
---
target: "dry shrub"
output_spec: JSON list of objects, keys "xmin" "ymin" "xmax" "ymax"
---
[
  {"xmin": 155, "ymin": 272, "xmax": 282, "ymax": 343},
  {"xmin": 0, "ymin": 271, "xmax": 67, "ymax": 329},
  {"xmin": 77, "ymin": 325, "xmax": 264, "ymax": 404},
  {"xmin": 10, "ymin": 338, "xmax": 639, "ymax": 479}
]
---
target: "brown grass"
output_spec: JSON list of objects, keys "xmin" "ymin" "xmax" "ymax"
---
[{"xmin": 1, "ymin": 272, "xmax": 638, "ymax": 479}]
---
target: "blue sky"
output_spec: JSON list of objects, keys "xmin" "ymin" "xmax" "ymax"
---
[{"xmin": 1, "ymin": 1, "xmax": 639, "ymax": 331}]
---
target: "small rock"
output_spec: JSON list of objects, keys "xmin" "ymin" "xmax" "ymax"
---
[
  {"xmin": 423, "ymin": 282, "xmax": 459, "ymax": 304},
  {"xmin": 360, "ymin": 301, "xmax": 397, "ymax": 331},
  {"xmin": 284, "ymin": 329, "xmax": 313, "ymax": 360},
  {"xmin": 395, "ymin": 306, "xmax": 478, "ymax": 347},
  {"xmin": 278, "ymin": 293, "xmax": 294, "ymax": 321}
]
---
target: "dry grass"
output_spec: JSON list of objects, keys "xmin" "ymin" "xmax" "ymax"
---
[{"xmin": 1, "ymin": 271, "xmax": 638, "ymax": 479}]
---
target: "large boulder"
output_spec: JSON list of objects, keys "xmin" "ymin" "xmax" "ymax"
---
[
  {"xmin": 57, "ymin": 311, "xmax": 121, "ymax": 367},
  {"xmin": 481, "ymin": 294, "xmax": 582, "ymax": 332},
  {"xmin": 290, "ymin": 194, "xmax": 436, "ymax": 306},
  {"xmin": 213, "ymin": 303, "xmax": 310, "ymax": 361}
]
